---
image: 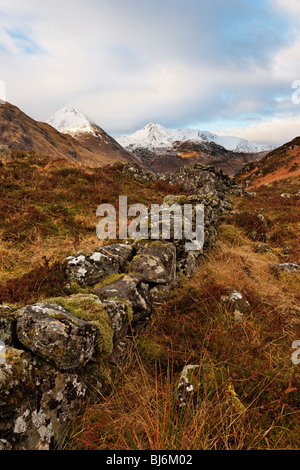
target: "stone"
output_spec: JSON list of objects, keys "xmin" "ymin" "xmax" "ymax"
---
[
  {"xmin": 0, "ymin": 439, "xmax": 12, "ymax": 450},
  {"xmin": 149, "ymin": 284, "xmax": 171, "ymax": 303},
  {"xmin": 220, "ymin": 290, "xmax": 251, "ymax": 321},
  {"xmin": 176, "ymin": 249, "xmax": 204, "ymax": 278},
  {"xmin": 0, "ymin": 347, "xmax": 87, "ymax": 450},
  {"xmin": 0, "ymin": 306, "xmax": 16, "ymax": 347},
  {"xmin": 94, "ymin": 274, "xmax": 152, "ymax": 328},
  {"xmin": 162, "ymin": 195, "xmax": 188, "ymax": 206},
  {"xmin": 271, "ymin": 263, "xmax": 300, "ymax": 274},
  {"xmin": 136, "ymin": 242, "xmax": 177, "ymax": 287},
  {"xmin": 121, "ymin": 162, "xmax": 156, "ymax": 182},
  {"xmin": 176, "ymin": 365, "xmax": 200, "ymax": 406},
  {"xmin": 128, "ymin": 255, "xmax": 168, "ymax": 284},
  {"xmin": 254, "ymin": 244, "xmax": 273, "ymax": 254},
  {"xmin": 16, "ymin": 302, "xmax": 97, "ymax": 370},
  {"xmin": 101, "ymin": 299, "xmax": 132, "ymax": 363},
  {"xmin": 65, "ymin": 244, "xmax": 133, "ymax": 286}
]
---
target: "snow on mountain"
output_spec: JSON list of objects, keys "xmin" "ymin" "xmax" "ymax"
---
[
  {"xmin": 117, "ymin": 122, "xmax": 274, "ymax": 154},
  {"xmin": 47, "ymin": 105, "xmax": 103, "ymax": 138}
]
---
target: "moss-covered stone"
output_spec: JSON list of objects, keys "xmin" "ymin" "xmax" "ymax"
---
[
  {"xmin": 93, "ymin": 273, "xmax": 127, "ymax": 290},
  {"xmin": 49, "ymin": 294, "xmax": 114, "ymax": 360}
]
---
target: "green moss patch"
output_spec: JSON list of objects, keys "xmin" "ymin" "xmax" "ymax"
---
[{"xmin": 49, "ymin": 294, "xmax": 114, "ymax": 360}]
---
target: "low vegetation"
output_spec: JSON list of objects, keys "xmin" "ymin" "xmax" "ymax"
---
[{"xmin": 1, "ymin": 150, "xmax": 299, "ymax": 450}]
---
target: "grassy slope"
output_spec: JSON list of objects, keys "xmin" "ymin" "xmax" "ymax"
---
[
  {"xmin": 0, "ymin": 151, "xmax": 182, "ymax": 304},
  {"xmin": 237, "ymin": 137, "xmax": 300, "ymax": 188},
  {"xmin": 68, "ymin": 176, "xmax": 300, "ymax": 451},
  {"xmin": 0, "ymin": 151, "xmax": 299, "ymax": 449}
]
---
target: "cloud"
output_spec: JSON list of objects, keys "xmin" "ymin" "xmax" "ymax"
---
[
  {"xmin": 214, "ymin": 113, "xmax": 300, "ymax": 146},
  {"xmin": 0, "ymin": 0, "xmax": 299, "ymax": 144}
]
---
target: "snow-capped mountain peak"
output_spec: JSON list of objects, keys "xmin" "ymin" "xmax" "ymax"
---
[
  {"xmin": 47, "ymin": 105, "xmax": 101, "ymax": 137},
  {"xmin": 117, "ymin": 122, "xmax": 274, "ymax": 153}
]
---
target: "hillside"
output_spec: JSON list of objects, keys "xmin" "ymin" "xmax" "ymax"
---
[
  {"xmin": 117, "ymin": 122, "xmax": 274, "ymax": 153},
  {"xmin": 237, "ymin": 136, "xmax": 300, "ymax": 188},
  {"xmin": 117, "ymin": 123, "xmax": 272, "ymax": 176},
  {"xmin": 0, "ymin": 103, "xmax": 134, "ymax": 167},
  {"xmin": 0, "ymin": 149, "xmax": 299, "ymax": 450},
  {"xmin": 133, "ymin": 139, "xmax": 268, "ymax": 176},
  {"xmin": 47, "ymin": 105, "xmax": 136, "ymax": 166}
]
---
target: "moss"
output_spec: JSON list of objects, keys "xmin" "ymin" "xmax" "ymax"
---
[
  {"xmin": 163, "ymin": 195, "xmax": 188, "ymax": 206},
  {"xmin": 48, "ymin": 294, "xmax": 114, "ymax": 360},
  {"xmin": 121, "ymin": 299, "xmax": 134, "ymax": 324},
  {"xmin": 224, "ymin": 381, "xmax": 246, "ymax": 415},
  {"xmin": 64, "ymin": 281, "xmax": 92, "ymax": 295},
  {"xmin": 79, "ymin": 360, "xmax": 111, "ymax": 398},
  {"xmin": 130, "ymin": 237, "xmax": 143, "ymax": 248},
  {"xmin": 137, "ymin": 336, "xmax": 167, "ymax": 364},
  {"xmin": 2, "ymin": 349, "xmax": 36, "ymax": 409},
  {"xmin": 93, "ymin": 273, "xmax": 126, "ymax": 290},
  {"xmin": 197, "ymin": 358, "xmax": 229, "ymax": 401},
  {"xmin": 219, "ymin": 224, "xmax": 243, "ymax": 246}
]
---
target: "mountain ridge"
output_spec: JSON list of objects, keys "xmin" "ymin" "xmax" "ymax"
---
[
  {"xmin": 117, "ymin": 122, "xmax": 274, "ymax": 154},
  {"xmin": 0, "ymin": 102, "xmax": 136, "ymax": 167},
  {"xmin": 237, "ymin": 135, "xmax": 300, "ymax": 187}
]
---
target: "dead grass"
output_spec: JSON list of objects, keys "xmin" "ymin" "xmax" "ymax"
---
[
  {"xmin": 66, "ymin": 176, "xmax": 300, "ymax": 450},
  {"xmin": 1, "ymin": 151, "xmax": 299, "ymax": 450},
  {"xmin": 0, "ymin": 151, "xmax": 183, "ymax": 299}
]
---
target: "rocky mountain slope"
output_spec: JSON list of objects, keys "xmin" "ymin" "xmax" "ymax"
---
[
  {"xmin": 116, "ymin": 123, "xmax": 273, "ymax": 176},
  {"xmin": 117, "ymin": 122, "xmax": 274, "ymax": 153},
  {"xmin": 237, "ymin": 136, "xmax": 300, "ymax": 188},
  {"xmin": 0, "ymin": 103, "xmax": 135, "ymax": 167},
  {"xmin": 130, "ymin": 139, "xmax": 268, "ymax": 176},
  {"xmin": 47, "ymin": 105, "xmax": 135, "ymax": 165}
]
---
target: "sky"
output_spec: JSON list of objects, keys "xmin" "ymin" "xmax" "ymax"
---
[{"xmin": 1, "ymin": 0, "xmax": 300, "ymax": 146}]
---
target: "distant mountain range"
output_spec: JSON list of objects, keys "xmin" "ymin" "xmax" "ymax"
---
[
  {"xmin": 0, "ymin": 103, "xmax": 135, "ymax": 167},
  {"xmin": 0, "ymin": 102, "xmax": 277, "ymax": 176},
  {"xmin": 115, "ymin": 122, "xmax": 274, "ymax": 175},
  {"xmin": 117, "ymin": 122, "xmax": 274, "ymax": 154}
]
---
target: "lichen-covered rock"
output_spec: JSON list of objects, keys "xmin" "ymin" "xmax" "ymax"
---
[
  {"xmin": 65, "ymin": 244, "xmax": 133, "ymax": 286},
  {"xmin": 0, "ymin": 307, "xmax": 16, "ymax": 347},
  {"xmin": 0, "ymin": 439, "xmax": 12, "ymax": 450},
  {"xmin": 271, "ymin": 263, "xmax": 300, "ymax": 274},
  {"xmin": 220, "ymin": 290, "xmax": 251, "ymax": 321},
  {"xmin": 0, "ymin": 347, "xmax": 87, "ymax": 450},
  {"xmin": 47, "ymin": 294, "xmax": 115, "ymax": 361},
  {"xmin": 254, "ymin": 244, "xmax": 273, "ymax": 254},
  {"xmin": 16, "ymin": 302, "xmax": 97, "ymax": 370},
  {"xmin": 128, "ymin": 255, "xmax": 168, "ymax": 284},
  {"xmin": 94, "ymin": 274, "xmax": 152, "ymax": 329},
  {"xmin": 176, "ymin": 365, "xmax": 200, "ymax": 406},
  {"xmin": 176, "ymin": 249, "xmax": 204, "ymax": 278},
  {"xmin": 101, "ymin": 299, "xmax": 132, "ymax": 363},
  {"xmin": 149, "ymin": 284, "xmax": 171, "ymax": 303},
  {"xmin": 121, "ymin": 162, "xmax": 156, "ymax": 182},
  {"xmin": 136, "ymin": 241, "xmax": 177, "ymax": 287},
  {"xmin": 167, "ymin": 164, "xmax": 235, "ymax": 213},
  {"xmin": 162, "ymin": 195, "xmax": 188, "ymax": 206}
]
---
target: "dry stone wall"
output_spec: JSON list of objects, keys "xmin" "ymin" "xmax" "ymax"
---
[{"xmin": 0, "ymin": 163, "xmax": 240, "ymax": 450}]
